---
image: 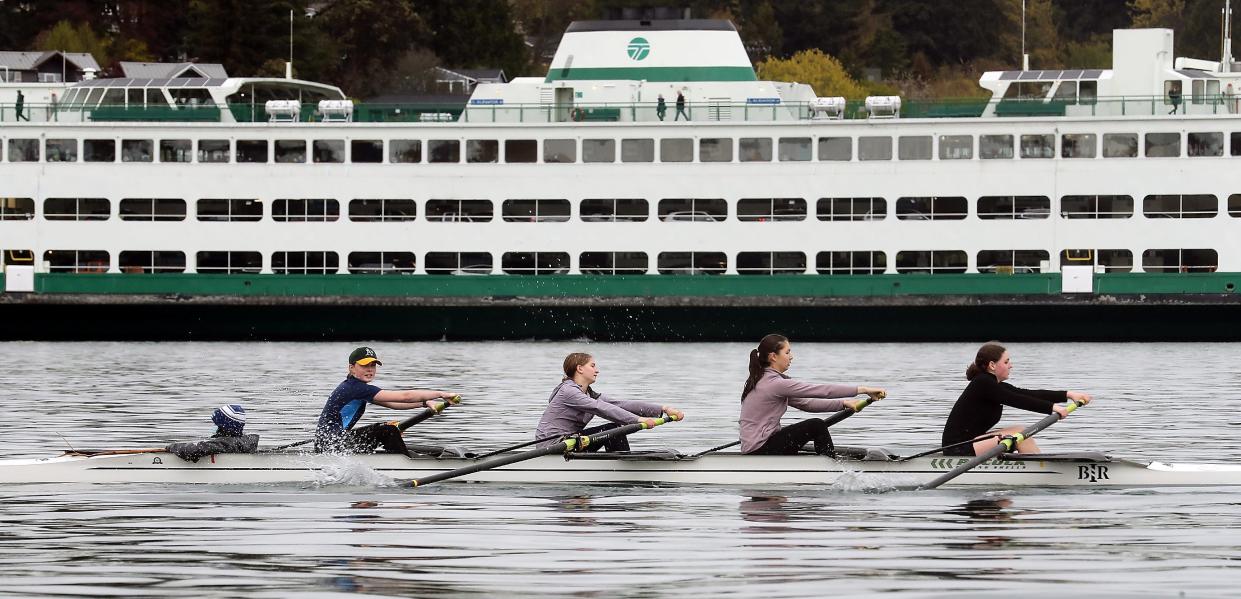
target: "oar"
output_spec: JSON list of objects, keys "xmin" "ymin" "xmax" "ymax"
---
[
  {"xmin": 895, "ymin": 434, "xmax": 1000, "ymax": 463},
  {"xmin": 270, "ymin": 395, "xmax": 461, "ymax": 451},
  {"xmin": 915, "ymin": 399, "xmax": 1086, "ymax": 490},
  {"xmin": 472, "ymin": 433, "xmax": 565, "ymax": 461},
  {"xmin": 410, "ymin": 415, "xmax": 680, "ymax": 487},
  {"xmin": 687, "ymin": 391, "xmax": 885, "ymax": 458}
]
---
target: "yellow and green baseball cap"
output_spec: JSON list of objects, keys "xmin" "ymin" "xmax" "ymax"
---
[{"xmin": 348, "ymin": 346, "xmax": 382, "ymax": 366}]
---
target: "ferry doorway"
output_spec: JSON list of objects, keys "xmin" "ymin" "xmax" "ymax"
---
[{"xmin": 555, "ymin": 87, "xmax": 575, "ymax": 122}]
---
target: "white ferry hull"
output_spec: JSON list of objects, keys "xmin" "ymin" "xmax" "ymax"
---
[{"xmin": 2, "ymin": 450, "xmax": 1240, "ymax": 488}]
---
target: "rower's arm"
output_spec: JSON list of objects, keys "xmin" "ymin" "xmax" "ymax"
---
[{"xmin": 374, "ymin": 389, "xmax": 455, "ymax": 408}]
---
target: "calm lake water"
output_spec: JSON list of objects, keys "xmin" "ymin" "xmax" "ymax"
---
[{"xmin": 2, "ymin": 341, "xmax": 1240, "ymax": 597}]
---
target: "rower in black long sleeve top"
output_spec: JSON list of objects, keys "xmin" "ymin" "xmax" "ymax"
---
[{"xmin": 941, "ymin": 372, "xmax": 1067, "ymax": 455}]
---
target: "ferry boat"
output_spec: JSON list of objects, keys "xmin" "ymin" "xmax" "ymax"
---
[{"xmin": 3, "ymin": 19, "xmax": 1241, "ymax": 341}]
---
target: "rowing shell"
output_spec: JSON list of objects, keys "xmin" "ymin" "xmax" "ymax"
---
[{"xmin": 2, "ymin": 447, "xmax": 1240, "ymax": 487}]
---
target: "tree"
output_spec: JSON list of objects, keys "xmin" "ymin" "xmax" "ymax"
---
[
  {"xmin": 33, "ymin": 21, "xmax": 109, "ymax": 58},
  {"xmin": 756, "ymin": 49, "xmax": 866, "ymax": 98},
  {"xmin": 185, "ymin": 0, "xmax": 332, "ymax": 79},
  {"xmin": 510, "ymin": 0, "xmax": 597, "ymax": 71},
  {"xmin": 738, "ymin": 0, "xmax": 781, "ymax": 60},
  {"xmin": 419, "ymin": 0, "xmax": 530, "ymax": 76},
  {"xmin": 316, "ymin": 0, "xmax": 427, "ymax": 97}
]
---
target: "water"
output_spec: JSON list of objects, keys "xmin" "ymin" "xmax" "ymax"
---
[{"xmin": 2, "ymin": 341, "xmax": 1240, "ymax": 597}]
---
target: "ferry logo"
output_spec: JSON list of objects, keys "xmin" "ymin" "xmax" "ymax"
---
[{"xmin": 627, "ymin": 37, "xmax": 650, "ymax": 61}]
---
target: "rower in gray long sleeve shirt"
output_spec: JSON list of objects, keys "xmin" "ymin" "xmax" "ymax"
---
[{"xmin": 739, "ymin": 368, "xmax": 859, "ymax": 453}]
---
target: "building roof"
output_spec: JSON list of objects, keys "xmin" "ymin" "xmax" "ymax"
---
[
  {"xmin": 119, "ymin": 61, "xmax": 228, "ymax": 79},
  {"xmin": 0, "ymin": 51, "xmax": 101, "ymax": 72},
  {"xmin": 435, "ymin": 67, "xmax": 507, "ymax": 83}
]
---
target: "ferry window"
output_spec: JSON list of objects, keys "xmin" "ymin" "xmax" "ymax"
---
[
  {"xmin": 658, "ymin": 198, "xmax": 727, "ymax": 222},
  {"xmin": 272, "ymin": 251, "xmax": 339, "ymax": 274},
  {"xmin": 501, "ymin": 252, "xmax": 569, "ymax": 275},
  {"xmin": 659, "ymin": 138, "xmax": 692, "ymax": 162},
  {"xmin": 896, "ymin": 196, "xmax": 967, "ymax": 220},
  {"xmin": 426, "ymin": 199, "xmax": 493, "ymax": 222},
  {"xmin": 44, "ymin": 198, "xmax": 109, "ymax": 221},
  {"xmin": 977, "ymin": 196, "xmax": 1050, "ymax": 219},
  {"xmin": 1143, "ymin": 194, "xmax": 1217, "ymax": 218},
  {"xmin": 816, "ymin": 251, "xmax": 886, "ymax": 275},
  {"xmin": 275, "ymin": 140, "xmax": 306, "ymax": 163},
  {"xmin": 505, "ymin": 139, "xmax": 537, "ymax": 163},
  {"xmin": 0, "ymin": 198, "xmax": 34, "ymax": 220},
  {"xmin": 1103, "ymin": 133, "xmax": 1138, "ymax": 158},
  {"xmin": 197, "ymin": 198, "xmax": 262, "ymax": 222},
  {"xmin": 1, "ymin": 249, "xmax": 34, "ymax": 266},
  {"xmin": 1229, "ymin": 194, "xmax": 1241, "ymax": 216},
  {"xmin": 467, "ymin": 139, "xmax": 499, "ymax": 163},
  {"xmin": 351, "ymin": 140, "xmax": 384, "ymax": 163},
  {"xmin": 313, "ymin": 140, "xmax": 345, "ymax": 163},
  {"xmin": 1145, "ymin": 132, "xmax": 1181, "ymax": 157},
  {"xmin": 979, "ymin": 135, "xmax": 1013, "ymax": 159},
  {"xmin": 858, "ymin": 136, "xmax": 892, "ymax": 161},
  {"xmin": 122, "ymin": 140, "xmax": 153, "ymax": 162},
  {"xmin": 1188, "ymin": 132, "xmax": 1223, "ymax": 157},
  {"xmin": 818, "ymin": 137, "xmax": 852, "ymax": 161},
  {"xmin": 1142, "ymin": 248, "xmax": 1217, "ymax": 273},
  {"xmin": 43, "ymin": 250, "xmax": 109, "ymax": 273},
  {"xmin": 46, "ymin": 139, "xmax": 78, "ymax": 162},
  {"xmin": 621, "ymin": 139, "xmax": 654, "ymax": 162},
  {"xmin": 897, "ymin": 136, "xmax": 931, "ymax": 160},
  {"xmin": 736, "ymin": 251, "xmax": 806, "ymax": 275},
  {"xmin": 778, "ymin": 137, "xmax": 811, "ymax": 161},
  {"xmin": 146, "ymin": 88, "xmax": 165, "ymax": 106},
  {"xmin": 657, "ymin": 251, "xmax": 727, "ymax": 275},
  {"xmin": 502, "ymin": 199, "xmax": 571, "ymax": 222},
  {"xmin": 273, "ymin": 199, "xmax": 339, "ymax": 222},
  {"xmin": 737, "ymin": 198, "xmax": 806, "ymax": 222},
  {"xmin": 127, "ymin": 89, "xmax": 143, "ymax": 105},
  {"xmin": 1019, "ymin": 134, "xmax": 1054, "ymax": 159},
  {"xmin": 1052, "ymin": 81, "xmax": 1077, "ymax": 102},
  {"xmin": 236, "ymin": 140, "xmax": 268, "ymax": 163},
  {"xmin": 196, "ymin": 251, "xmax": 261, "ymax": 274},
  {"xmin": 1061, "ymin": 134, "xmax": 1096, "ymax": 158},
  {"xmin": 699, "ymin": 138, "xmax": 733, "ymax": 162},
  {"xmin": 583, "ymin": 139, "xmax": 616, "ymax": 163},
  {"xmin": 425, "ymin": 252, "xmax": 492, "ymax": 274},
  {"xmin": 1060, "ymin": 248, "xmax": 1133, "ymax": 272},
  {"xmin": 349, "ymin": 199, "xmax": 416, "ymax": 222},
  {"xmin": 817, "ymin": 197, "xmax": 886, "ymax": 221},
  {"xmin": 428, "ymin": 139, "xmax": 460, "ymax": 163},
  {"xmin": 101, "ymin": 88, "xmax": 124, "ymax": 106},
  {"xmin": 198, "ymin": 139, "xmax": 230, "ymax": 163},
  {"xmin": 84, "ymin": 88, "xmax": 104, "ymax": 106},
  {"xmin": 581, "ymin": 198, "xmax": 648, "ymax": 222},
  {"xmin": 84, "ymin": 139, "xmax": 116, "ymax": 162},
  {"xmin": 939, "ymin": 135, "xmax": 973, "ymax": 160},
  {"xmin": 8, "ymin": 139, "xmax": 39, "ymax": 162},
  {"xmin": 895, "ymin": 250, "xmax": 967, "ymax": 274},
  {"xmin": 739, "ymin": 138, "xmax": 772, "ymax": 162},
  {"xmin": 347, "ymin": 251, "xmax": 416, "ymax": 274},
  {"xmin": 580, "ymin": 251, "xmax": 648, "ymax": 275},
  {"xmin": 119, "ymin": 198, "xmax": 186, "ymax": 221},
  {"xmin": 1080, "ymin": 81, "xmax": 1098, "ymax": 104},
  {"xmin": 160, "ymin": 139, "xmax": 191, "ymax": 163},
  {"xmin": 977, "ymin": 250, "xmax": 1049, "ymax": 274},
  {"xmin": 119, "ymin": 250, "xmax": 185, "ymax": 273},
  {"xmin": 544, "ymin": 139, "xmax": 576, "ymax": 163},
  {"xmin": 390, "ymin": 140, "xmax": 421, "ymax": 163},
  {"xmin": 1060, "ymin": 195, "xmax": 1134, "ymax": 219}
]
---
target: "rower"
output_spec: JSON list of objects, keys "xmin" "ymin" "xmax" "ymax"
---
[
  {"xmin": 315, "ymin": 347, "xmax": 458, "ymax": 455},
  {"xmin": 165, "ymin": 404, "xmax": 260, "ymax": 462},
  {"xmin": 739, "ymin": 334, "xmax": 885, "ymax": 455},
  {"xmin": 535, "ymin": 352, "xmax": 686, "ymax": 452},
  {"xmin": 941, "ymin": 341, "xmax": 1093, "ymax": 456}
]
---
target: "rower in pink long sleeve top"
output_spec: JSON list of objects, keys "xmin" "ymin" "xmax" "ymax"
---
[{"xmin": 739, "ymin": 334, "xmax": 885, "ymax": 455}]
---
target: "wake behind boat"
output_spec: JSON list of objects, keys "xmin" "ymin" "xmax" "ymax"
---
[{"xmin": 2, "ymin": 447, "xmax": 1240, "ymax": 488}]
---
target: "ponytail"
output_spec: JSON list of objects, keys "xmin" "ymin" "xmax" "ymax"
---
[
  {"xmin": 742, "ymin": 334, "xmax": 788, "ymax": 401},
  {"xmin": 966, "ymin": 341, "xmax": 1006, "ymax": 380}
]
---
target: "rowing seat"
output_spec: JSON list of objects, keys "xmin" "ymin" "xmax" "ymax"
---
[
  {"xmin": 1000, "ymin": 452, "xmax": 1112, "ymax": 462},
  {"xmin": 832, "ymin": 446, "xmax": 897, "ymax": 461}
]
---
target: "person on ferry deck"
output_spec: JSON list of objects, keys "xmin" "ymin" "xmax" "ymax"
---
[
  {"xmin": 740, "ymin": 334, "xmax": 885, "ymax": 455},
  {"xmin": 315, "ymin": 347, "xmax": 457, "ymax": 455},
  {"xmin": 535, "ymin": 352, "xmax": 686, "ymax": 452},
  {"xmin": 941, "ymin": 341, "xmax": 1092, "ymax": 456}
]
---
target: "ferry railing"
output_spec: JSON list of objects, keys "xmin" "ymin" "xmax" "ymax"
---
[{"xmin": 3, "ymin": 95, "xmax": 1241, "ymax": 124}]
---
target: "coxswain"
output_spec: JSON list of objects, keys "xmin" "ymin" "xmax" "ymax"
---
[{"xmin": 165, "ymin": 404, "xmax": 260, "ymax": 462}]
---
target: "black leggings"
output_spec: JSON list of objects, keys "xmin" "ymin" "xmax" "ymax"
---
[
  {"xmin": 751, "ymin": 418, "xmax": 834, "ymax": 456},
  {"xmin": 316, "ymin": 423, "xmax": 407, "ymax": 454},
  {"xmin": 580, "ymin": 422, "xmax": 632, "ymax": 452}
]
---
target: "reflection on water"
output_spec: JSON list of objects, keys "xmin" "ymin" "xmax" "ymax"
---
[{"xmin": 2, "ymin": 341, "xmax": 1241, "ymax": 597}]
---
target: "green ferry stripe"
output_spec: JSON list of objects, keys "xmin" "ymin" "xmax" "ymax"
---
[{"xmin": 544, "ymin": 66, "xmax": 756, "ymax": 83}]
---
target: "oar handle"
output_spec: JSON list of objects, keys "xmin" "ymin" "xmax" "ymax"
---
[{"xmin": 391, "ymin": 395, "xmax": 462, "ymax": 432}]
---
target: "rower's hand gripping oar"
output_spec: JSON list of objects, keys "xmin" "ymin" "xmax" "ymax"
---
[
  {"xmin": 410, "ymin": 415, "xmax": 681, "ymax": 488},
  {"xmin": 270, "ymin": 395, "xmax": 462, "ymax": 451},
  {"xmin": 688, "ymin": 391, "xmax": 884, "ymax": 458},
  {"xmin": 914, "ymin": 398, "xmax": 1086, "ymax": 490}
]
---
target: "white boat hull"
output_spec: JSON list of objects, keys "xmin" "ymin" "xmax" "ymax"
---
[{"xmin": 2, "ymin": 449, "xmax": 1241, "ymax": 488}]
